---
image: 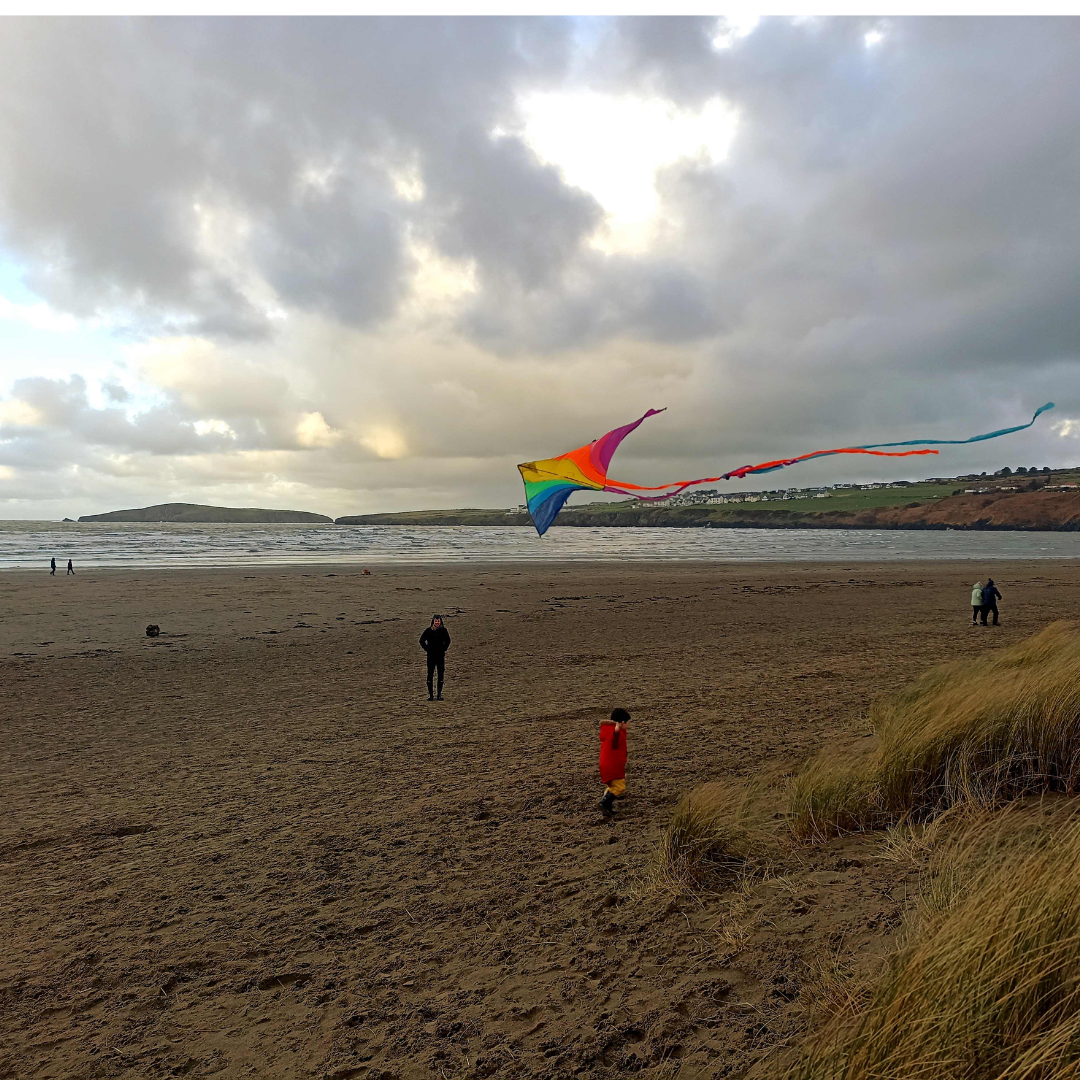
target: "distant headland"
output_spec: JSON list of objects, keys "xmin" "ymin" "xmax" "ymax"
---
[{"xmin": 78, "ymin": 503, "xmax": 333, "ymax": 524}]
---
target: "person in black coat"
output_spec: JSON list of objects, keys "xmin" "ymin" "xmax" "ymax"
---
[
  {"xmin": 419, "ymin": 615, "xmax": 451, "ymax": 700},
  {"xmin": 981, "ymin": 579, "xmax": 1002, "ymax": 626}
]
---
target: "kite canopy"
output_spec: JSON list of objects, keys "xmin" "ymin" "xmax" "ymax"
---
[{"xmin": 517, "ymin": 403, "xmax": 1055, "ymax": 537}]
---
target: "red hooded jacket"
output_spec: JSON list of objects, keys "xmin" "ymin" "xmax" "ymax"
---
[{"xmin": 598, "ymin": 722, "xmax": 627, "ymax": 785}]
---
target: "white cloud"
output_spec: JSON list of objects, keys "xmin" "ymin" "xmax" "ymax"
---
[
  {"xmin": 193, "ymin": 418, "xmax": 237, "ymax": 438},
  {"xmin": 512, "ymin": 91, "xmax": 738, "ymax": 253},
  {"xmin": 295, "ymin": 411, "xmax": 341, "ymax": 448},
  {"xmin": 0, "ymin": 295, "xmax": 92, "ymax": 333},
  {"xmin": 402, "ymin": 235, "xmax": 478, "ymax": 317},
  {"xmin": 129, "ymin": 336, "xmax": 293, "ymax": 420},
  {"xmin": 711, "ymin": 14, "xmax": 761, "ymax": 51},
  {"xmin": 390, "ymin": 164, "xmax": 425, "ymax": 204},
  {"xmin": 360, "ymin": 426, "xmax": 408, "ymax": 460},
  {"xmin": 0, "ymin": 398, "xmax": 44, "ymax": 426}
]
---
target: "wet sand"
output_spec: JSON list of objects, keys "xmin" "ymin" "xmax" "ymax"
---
[{"xmin": 2, "ymin": 560, "xmax": 1077, "ymax": 1079}]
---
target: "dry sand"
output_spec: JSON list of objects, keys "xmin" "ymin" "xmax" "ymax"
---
[{"xmin": 2, "ymin": 560, "xmax": 1077, "ymax": 1079}]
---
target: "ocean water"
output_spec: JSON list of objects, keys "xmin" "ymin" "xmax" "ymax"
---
[{"xmin": 2, "ymin": 520, "xmax": 1080, "ymax": 569}]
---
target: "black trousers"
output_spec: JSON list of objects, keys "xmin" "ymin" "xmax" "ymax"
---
[
  {"xmin": 972, "ymin": 605, "xmax": 981, "ymax": 623},
  {"xmin": 982, "ymin": 602, "xmax": 998, "ymax": 626},
  {"xmin": 426, "ymin": 652, "xmax": 445, "ymax": 694}
]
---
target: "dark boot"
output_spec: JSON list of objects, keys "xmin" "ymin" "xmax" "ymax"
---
[
  {"xmin": 436, "ymin": 682, "xmax": 443, "ymax": 701},
  {"xmin": 600, "ymin": 791, "xmax": 615, "ymax": 817}
]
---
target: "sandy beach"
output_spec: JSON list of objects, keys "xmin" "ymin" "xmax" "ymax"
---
[{"xmin": 2, "ymin": 560, "xmax": 1078, "ymax": 1079}]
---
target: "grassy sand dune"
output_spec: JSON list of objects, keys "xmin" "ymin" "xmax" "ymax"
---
[
  {"xmin": 648, "ymin": 622, "xmax": 1080, "ymax": 1078},
  {"xmin": 790, "ymin": 620, "xmax": 1080, "ymax": 839}
]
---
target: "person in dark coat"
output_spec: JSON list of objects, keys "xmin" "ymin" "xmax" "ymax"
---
[
  {"xmin": 419, "ymin": 615, "xmax": 451, "ymax": 701},
  {"xmin": 50, "ymin": 557, "xmax": 56, "ymax": 575},
  {"xmin": 66, "ymin": 559, "xmax": 74, "ymax": 575},
  {"xmin": 981, "ymin": 578, "xmax": 1002, "ymax": 625}
]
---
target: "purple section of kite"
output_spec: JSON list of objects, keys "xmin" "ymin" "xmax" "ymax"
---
[{"xmin": 591, "ymin": 408, "xmax": 666, "ymax": 474}]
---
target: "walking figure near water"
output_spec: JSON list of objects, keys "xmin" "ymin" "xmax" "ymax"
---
[
  {"xmin": 971, "ymin": 581, "xmax": 984, "ymax": 625},
  {"xmin": 419, "ymin": 615, "xmax": 450, "ymax": 701},
  {"xmin": 66, "ymin": 559, "xmax": 74, "ymax": 575},
  {"xmin": 981, "ymin": 578, "xmax": 1001, "ymax": 625},
  {"xmin": 50, "ymin": 557, "xmax": 56, "ymax": 576}
]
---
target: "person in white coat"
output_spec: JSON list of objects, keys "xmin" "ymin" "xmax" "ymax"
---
[{"xmin": 971, "ymin": 582, "xmax": 984, "ymax": 626}]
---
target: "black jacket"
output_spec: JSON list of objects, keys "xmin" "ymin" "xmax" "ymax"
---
[
  {"xmin": 420, "ymin": 626, "xmax": 451, "ymax": 655},
  {"xmin": 982, "ymin": 584, "xmax": 1001, "ymax": 605}
]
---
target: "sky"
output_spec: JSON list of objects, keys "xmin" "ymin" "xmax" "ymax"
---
[{"xmin": 1, "ymin": 15, "xmax": 1078, "ymax": 520}]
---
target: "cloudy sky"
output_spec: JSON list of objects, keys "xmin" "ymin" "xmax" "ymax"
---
[{"xmin": 1, "ymin": 16, "xmax": 1078, "ymax": 519}]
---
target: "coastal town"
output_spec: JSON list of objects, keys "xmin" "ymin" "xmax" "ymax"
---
[{"xmin": 656, "ymin": 465, "xmax": 1077, "ymax": 507}]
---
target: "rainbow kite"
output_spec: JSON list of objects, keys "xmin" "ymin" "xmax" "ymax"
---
[{"xmin": 518, "ymin": 403, "xmax": 1055, "ymax": 536}]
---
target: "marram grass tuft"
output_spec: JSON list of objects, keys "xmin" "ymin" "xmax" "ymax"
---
[{"xmin": 650, "ymin": 779, "xmax": 783, "ymax": 894}]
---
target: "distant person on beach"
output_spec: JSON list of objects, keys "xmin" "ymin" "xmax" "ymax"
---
[
  {"xmin": 66, "ymin": 559, "xmax": 74, "ymax": 576},
  {"xmin": 50, "ymin": 557, "xmax": 56, "ymax": 576},
  {"xmin": 599, "ymin": 708, "xmax": 631, "ymax": 819},
  {"xmin": 971, "ymin": 581, "xmax": 984, "ymax": 625},
  {"xmin": 981, "ymin": 578, "xmax": 1001, "ymax": 626},
  {"xmin": 419, "ymin": 615, "xmax": 450, "ymax": 701}
]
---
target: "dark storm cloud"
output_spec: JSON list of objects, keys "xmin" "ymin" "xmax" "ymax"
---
[
  {"xmin": 459, "ymin": 253, "xmax": 722, "ymax": 354},
  {"xmin": 617, "ymin": 16, "xmax": 1080, "ymax": 442},
  {"xmin": 254, "ymin": 180, "xmax": 409, "ymax": 327},
  {"xmin": 428, "ymin": 130, "xmax": 601, "ymax": 292}
]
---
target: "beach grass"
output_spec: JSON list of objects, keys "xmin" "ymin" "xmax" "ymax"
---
[
  {"xmin": 789, "ymin": 621, "xmax": 1080, "ymax": 839},
  {"xmin": 782, "ymin": 806, "xmax": 1080, "ymax": 1080},
  {"xmin": 649, "ymin": 779, "xmax": 783, "ymax": 894}
]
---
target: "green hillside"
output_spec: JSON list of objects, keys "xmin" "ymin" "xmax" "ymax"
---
[{"xmin": 80, "ymin": 503, "xmax": 333, "ymax": 524}]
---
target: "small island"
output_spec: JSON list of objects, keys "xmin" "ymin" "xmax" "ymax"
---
[{"xmin": 79, "ymin": 502, "xmax": 333, "ymax": 524}]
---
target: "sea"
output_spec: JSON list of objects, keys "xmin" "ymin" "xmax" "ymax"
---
[{"xmin": 2, "ymin": 520, "xmax": 1080, "ymax": 569}]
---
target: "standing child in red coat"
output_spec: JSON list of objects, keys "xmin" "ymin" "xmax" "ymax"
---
[{"xmin": 599, "ymin": 708, "xmax": 630, "ymax": 818}]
